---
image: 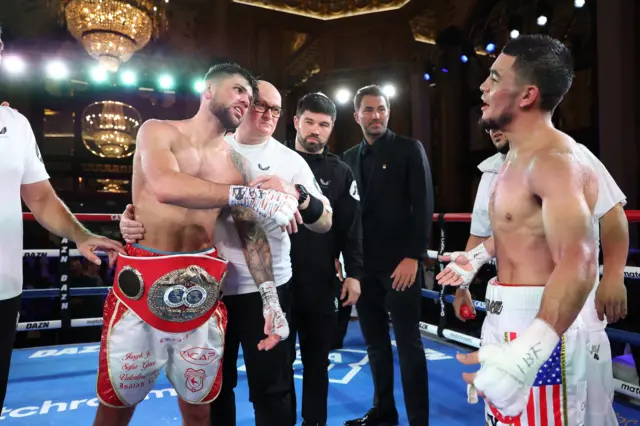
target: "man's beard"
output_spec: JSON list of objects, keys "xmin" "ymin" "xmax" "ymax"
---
[
  {"xmin": 479, "ymin": 109, "xmax": 514, "ymax": 132},
  {"xmin": 209, "ymin": 102, "xmax": 239, "ymax": 131},
  {"xmin": 365, "ymin": 121, "xmax": 386, "ymax": 138},
  {"xmin": 298, "ymin": 134, "xmax": 326, "ymax": 153},
  {"xmin": 496, "ymin": 142, "xmax": 510, "ymax": 155}
]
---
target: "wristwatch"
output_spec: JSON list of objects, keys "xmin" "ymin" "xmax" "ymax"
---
[{"xmin": 295, "ymin": 184, "xmax": 308, "ymax": 205}]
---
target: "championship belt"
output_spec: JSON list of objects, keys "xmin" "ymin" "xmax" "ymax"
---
[{"xmin": 112, "ymin": 251, "xmax": 228, "ymax": 333}]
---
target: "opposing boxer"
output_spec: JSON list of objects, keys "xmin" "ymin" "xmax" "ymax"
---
[
  {"xmin": 92, "ymin": 63, "xmax": 298, "ymax": 426},
  {"xmin": 453, "ymin": 128, "xmax": 626, "ymax": 425},
  {"xmin": 437, "ymin": 34, "xmax": 599, "ymax": 425}
]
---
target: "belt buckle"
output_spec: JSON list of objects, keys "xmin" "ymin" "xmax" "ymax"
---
[{"xmin": 147, "ymin": 265, "xmax": 223, "ymax": 323}]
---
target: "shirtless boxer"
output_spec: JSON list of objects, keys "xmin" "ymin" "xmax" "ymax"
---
[
  {"xmin": 92, "ymin": 63, "xmax": 298, "ymax": 426},
  {"xmin": 453, "ymin": 128, "xmax": 627, "ymax": 426},
  {"xmin": 437, "ymin": 34, "xmax": 600, "ymax": 425}
]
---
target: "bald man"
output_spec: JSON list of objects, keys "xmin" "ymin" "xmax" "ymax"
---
[{"xmin": 120, "ymin": 80, "xmax": 333, "ymax": 426}]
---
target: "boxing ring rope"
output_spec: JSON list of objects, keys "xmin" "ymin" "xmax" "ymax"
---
[{"xmin": 18, "ymin": 210, "xmax": 640, "ymax": 400}]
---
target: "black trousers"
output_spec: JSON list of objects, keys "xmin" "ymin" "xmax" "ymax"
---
[
  {"xmin": 210, "ymin": 283, "xmax": 295, "ymax": 426},
  {"xmin": 357, "ymin": 269, "xmax": 429, "ymax": 425},
  {"xmin": 289, "ymin": 300, "xmax": 337, "ymax": 424},
  {"xmin": 0, "ymin": 295, "xmax": 20, "ymax": 410},
  {"xmin": 333, "ymin": 298, "xmax": 352, "ymax": 349}
]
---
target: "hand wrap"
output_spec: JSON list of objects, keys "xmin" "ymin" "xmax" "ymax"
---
[
  {"xmin": 229, "ymin": 186, "xmax": 297, "ymax": 227},
  {"xmin": 473, "ymin": 318, "xmax": 560, "ymax": 419},
  {"xmin": 258, "ymin": 281, "xmax": 289, "ymax": 340},
  {"xmin": 445, "ymin": 243, "xmax": 493, "ymax": 289}
]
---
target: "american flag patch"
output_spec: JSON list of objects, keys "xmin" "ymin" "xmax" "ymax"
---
[{"xmin": 489, "ymin": 332, "xmax": 567, "ymax": 426}]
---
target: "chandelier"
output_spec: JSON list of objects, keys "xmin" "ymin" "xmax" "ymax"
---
[
  {"xmin": 82, "ymin": 101, "xmax": 142, "ymax": 158},
  {"xmin": 54, "ymin": 0, "xmax": 169, "ymax": 72}
]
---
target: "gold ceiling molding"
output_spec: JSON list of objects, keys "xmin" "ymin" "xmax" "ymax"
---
[
  {"xmin": 409, "ymin": 8, "xmax": 437, "ymax": 44},
  {"xmin": 232, "ymin": 0, "xmax": 411, "ymax": 21}
]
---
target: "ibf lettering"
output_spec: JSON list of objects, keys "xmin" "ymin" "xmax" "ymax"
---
[
  {"xmin": 485, "ymin": 299, "xmax": 503, "ymax": 315},
  {"xmin": 516, "ymin": 343, "xmax": 543, "ymax": 376}
]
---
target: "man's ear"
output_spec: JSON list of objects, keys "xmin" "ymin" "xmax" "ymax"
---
[
  {"xmin": 204, "ymin": 82, "xmax": 213, "ymax": 100},
  {"xmin": 519, "ymin": 85, "xmax": 539, "ymax": 109}
]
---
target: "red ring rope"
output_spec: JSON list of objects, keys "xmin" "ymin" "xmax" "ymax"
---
[
  {"xmin": 21, "ymin": 211, "xmax": 640, "ymax": 223},
  {"xmin": 22, "ymin": 213, "xmax": 122, "ymax": 222}
]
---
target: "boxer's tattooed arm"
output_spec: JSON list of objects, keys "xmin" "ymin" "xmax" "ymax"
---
[
  {"xmin": 231, "ymin": 207, "xmax": 275, "ymax": 286},
  {"xmin": 229, "ymin": 149, "xmax": 275, "ymax": 285}
]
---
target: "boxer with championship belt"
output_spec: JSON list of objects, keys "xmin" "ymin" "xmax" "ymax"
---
[
  {"xmin": 93, "ymin": 63, "xmax": 298, "ymax": 426},
  {"xmin": 99, "ymin": 245, "xmax": 228, "ymax": 407}
]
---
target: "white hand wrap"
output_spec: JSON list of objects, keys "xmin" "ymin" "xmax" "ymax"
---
[
  {"xmin": 445, "ymin": 243, "xmax": 493, "ymax": 288},
  {"xmin": 473, "ymin": 318, "xmax": 560, "ymax": 418},
  {"xmin": 229, "ymin": 186, "xmax": 298, "ymax": 227},
  {"xmin": 258, "ymin": 281, "xmax": 289, "ymax": 340}
]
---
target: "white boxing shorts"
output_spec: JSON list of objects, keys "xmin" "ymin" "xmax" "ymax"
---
[
  {"xmin": 579, "ymin": 287, "xmax": 617, "ymax": 426},
  {"xmin": 96, "ymin": 244, "xmax": 228, "ymax": 408},
  {"xmin": 482, "ymin": 279, "xmax": 589, "ymax": 426}
]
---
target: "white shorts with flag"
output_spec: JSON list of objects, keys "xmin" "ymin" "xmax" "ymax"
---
[{"xmin": 481, "ymin": 279, "xmax": 589, "ymax": 426}]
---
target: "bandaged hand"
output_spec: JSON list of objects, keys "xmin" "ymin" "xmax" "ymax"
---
[
  {"xmin": 257, "ymin": 281, "xmax": 289, "ymax": 351},
  {"xmin": 436, "ymin": 242, "xmax": 493, "ymax": 287},
  {"xmin": 229, "ymin": 186, "xmax": 298, "ymax": 227},
  {"xmin": 458, "ymin": 318, "xmax": 560, "ymax": 419}
]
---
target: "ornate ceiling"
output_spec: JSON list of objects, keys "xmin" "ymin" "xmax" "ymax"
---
[{"xmin": 232, "ymin": 0, "xmax": 411, "ymax": 20}]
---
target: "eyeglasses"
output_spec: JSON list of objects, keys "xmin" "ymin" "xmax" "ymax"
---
[{"xmin": 252, "ymin": 101, "xmax": 282, "ymax": 118}]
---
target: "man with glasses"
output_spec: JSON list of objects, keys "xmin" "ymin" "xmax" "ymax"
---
[{"xmin": 120, "ymin": 80, "xmax": 332, "ymax": 426}]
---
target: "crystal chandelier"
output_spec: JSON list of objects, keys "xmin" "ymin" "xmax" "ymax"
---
[
  {"xmin": 82, "ymin": 101, "xmax": 142, "ymax": 158},
  {"xmin": 54, "ymin": 0, "xmax": 168, "ymax": 72}
]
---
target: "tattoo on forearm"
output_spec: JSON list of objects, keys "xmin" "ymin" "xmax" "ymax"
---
[
  {"xmin": 230, "ymin": 150, "xmax": 250, "ymax": 185},
  {"xmin": 231, "ymin": 207, "xmax": 274, "ymax": 285}
]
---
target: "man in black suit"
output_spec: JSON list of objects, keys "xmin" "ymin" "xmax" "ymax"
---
[{"xmin": 341, "ymin": 85, "xmax": 433, "ymax": 426}]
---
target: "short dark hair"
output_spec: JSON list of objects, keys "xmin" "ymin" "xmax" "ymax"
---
[
  {"xmin": 501, "ymin": 34, "xmax": 574, "ymax": 112},
  {"xmin": 203, "ymin": 62, "xmax": 259, "ymax": 99},
  {"xmin": 296, "ymin": 92, "xmax": 337, "ymax": 121},
  {"xmin": 353, "ymin": 85, "xmax": 390, "ymax": 111}
]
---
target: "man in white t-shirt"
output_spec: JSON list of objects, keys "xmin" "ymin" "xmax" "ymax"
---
[
  {"xmin": 0, "ymin": 30, "xmax": 125, "ymax": 412},
  {"xmin": 452, "ymin": 130, "xmax": 627, "ymax": 426},
  {"xmin": 120, "ymin": 80, "xmax": 332, "ymax": 426}
]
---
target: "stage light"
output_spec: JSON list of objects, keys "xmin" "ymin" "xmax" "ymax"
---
[
  {"xmin": 510, "ymin": 29, "xmax": 520, "ymax": 39},
  {"xmin": 485, "ymin": 43, "xmax": 495, "ymax": 53},
  {"xmin": 2, "ymin": 55, "xmax": 26, "ymax": 74},
  {"xmin": 158, "ymin": 74, "xmax": 174, "ymax": 91},
  {"xmin": 382, "ymin": 84, "xmax": 396, "ymax": 98},
  {"xmin": 441, "ymin": 68, "xmax": 449, "ymax": 73},
  {"xmin": 335, "ymin": 88, "xmax": 351, "ymax": 104},
  {"xmin": 575, "ymin": 0, "xmax": 585, "ymax": 7},
  {"xmin": 537, "ymin": 15, "xmax": 548, "ymax": 26},
  {"xmin": 461, "ymin": 55, "xmax": 469, "ymax": 63},
  {"xmin": 90, "ymin": 66, "xmax": 108, "ymax": 83},
  {"xmin": 45, "ymin": 60, "xmax": 69, "ymax": 80},
  {"xmin": 423, "ymin": 73, "xmax": 431, "ymax": 81},
  {"xmin": 120, "ymin": 70, "xmax": 137, "ymax": 86},
  {"xmin": 193, "ymin": 80, "xmax": 205, "ymax": 93}
]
